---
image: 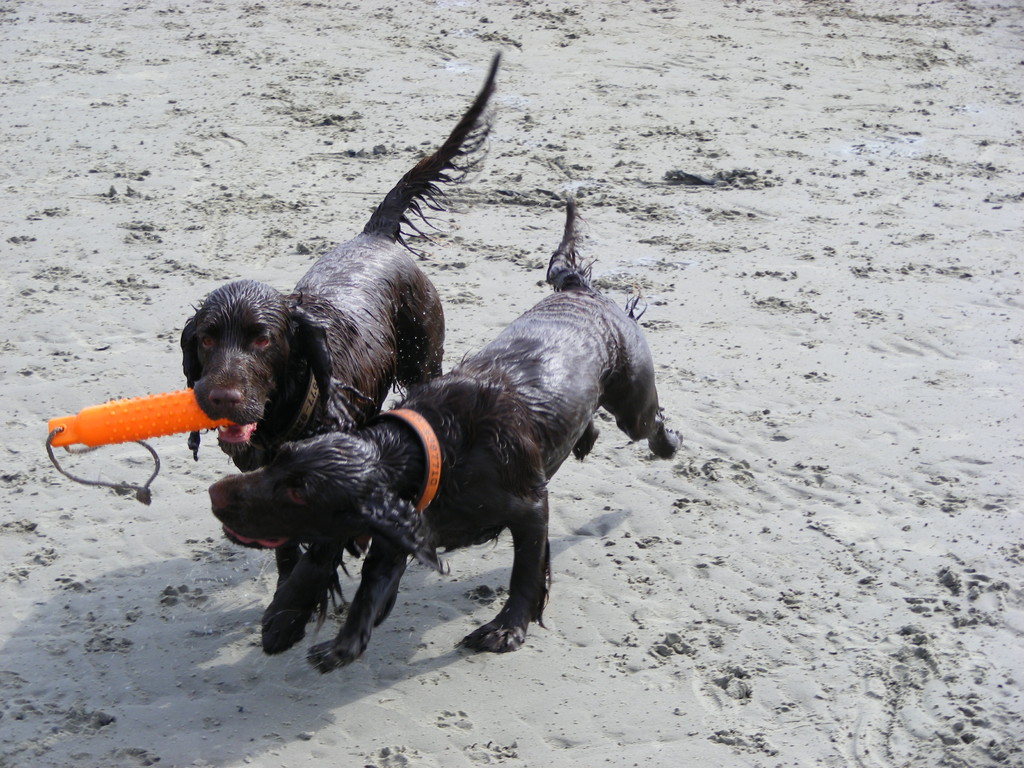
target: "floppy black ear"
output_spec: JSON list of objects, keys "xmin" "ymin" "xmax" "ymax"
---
[
  {"xmin": 290, "ymin": 305, "xmax": 333, "ymax": 405},
  {"xmin": 291, "ymin": 305, "xmax": 365, "ymax": 431},
  {"xmin": 181, "ymin": 312, "xmax": 202, "ymax": 388},
  {"xmin": 361, "ymin": 490, "xmax": 442, "ymax": 572},
  {"xmin": 181, "ymin": 313, "xmax": 204, "ymax": 460}
]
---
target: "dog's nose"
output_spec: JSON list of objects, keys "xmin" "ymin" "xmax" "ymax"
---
[
  {"xmin": 208, "ymin": 480, "xmax": 230, "ymax": 511},
  {"xmin": 207, "ymin": 387, "xmax": 243, "ymax": 409}
]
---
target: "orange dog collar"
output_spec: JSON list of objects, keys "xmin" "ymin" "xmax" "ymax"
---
[{"xmin": 383, "ymin": 409, "xmax": 442, "ymax": 511}]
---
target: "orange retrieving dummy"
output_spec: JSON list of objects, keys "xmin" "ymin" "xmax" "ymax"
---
[{"xmin": 48, "ymin": 389, "xmax": 232, "ymax": 448}]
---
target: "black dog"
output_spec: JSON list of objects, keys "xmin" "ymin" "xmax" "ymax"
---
[
  {"xmin": 208, "ymin": 200, "xmax": 680, "ymax": 672},
  {"xmin": 184, "ymin": 56, "xmax": 499, "ymax": 655}
]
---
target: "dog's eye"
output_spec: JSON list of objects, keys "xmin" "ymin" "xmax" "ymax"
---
[
  {"xmin": 251, "ymin": 335, "xmax": 271, "ymax": 350},
  {"xmin": 198, "ymin": 334, "xmax": 215, "ymax": 350},
  {"xmin": 285, "ymin": 486, "xmax": 306, "ymax": 506}
]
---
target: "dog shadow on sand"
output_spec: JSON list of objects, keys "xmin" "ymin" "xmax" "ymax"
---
[{"xmin": 0, "ymin": 510, "xmax": 626, "ymax": 767}]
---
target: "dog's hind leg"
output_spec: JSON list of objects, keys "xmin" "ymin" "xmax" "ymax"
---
[
  {"xmin": 599, "ymin": 334, "xmax": 680, "ymax": 459},
  {"xmin": 572, "ymin": 418, "xmax": 599, "ymax": 460},
  {"xmin": 459, "ymin": 493, "xmax": 550, "ymax": 653},
  {"xmin": 646, "ymin": 415, "xmax": 680, "ymax": 458},
  {"xmin": 307, "ymin": 538, "xmax": 409, "ymax": 673},
  {"xmin": 606, "ymin": 388, "xmax": 679, "ymax": 459}
]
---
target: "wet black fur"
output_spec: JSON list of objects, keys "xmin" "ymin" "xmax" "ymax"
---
[
  {"xmin": 183, "ymin": 55, "xmax": 500, "ymax": 655},
  {"xmin": 208, "ymin": 200, "xmax": 680, "ymax": 672}
]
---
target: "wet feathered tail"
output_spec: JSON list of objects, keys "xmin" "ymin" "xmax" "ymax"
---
[
  {"xmin": 546, "ymin": 199, "xmax": 593, "ymax": 292},
  {"xmin": 362, "ymin": 54, "xmax": 500, "ymax": 251}
]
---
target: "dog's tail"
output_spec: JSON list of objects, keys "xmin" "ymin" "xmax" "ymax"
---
[
  {"xmin": 362, "ymin": 54, "xmax": 499, "ymax": 251},
  {"xmin": 546, "ymin": 199, "xmax": 593, "ymax": 292}
]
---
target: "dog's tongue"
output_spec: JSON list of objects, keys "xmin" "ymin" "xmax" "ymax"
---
[
  {"xmin": 218, "ymin": 423, "xmax": 257, "ymax": 444},
  {"xmin": 223, "ymin": 525, "xmax": 288, "ymax": 549}
]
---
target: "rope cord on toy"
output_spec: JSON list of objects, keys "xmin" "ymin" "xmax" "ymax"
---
[{"xmin": 46, "ymin": 427, "xmax": 160, "ymax": 505}]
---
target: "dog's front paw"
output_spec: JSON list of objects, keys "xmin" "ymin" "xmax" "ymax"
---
[
  {"xmin": 307, "ymin": 639, "xmax": 361, "ymax": 673},
  {"xmin": 262, "ymin": 606, "xmax": 313, "ymax": 654},
  {"xmin": 459, "ymin": 622, "xmax": 527, "ymax": 653}
]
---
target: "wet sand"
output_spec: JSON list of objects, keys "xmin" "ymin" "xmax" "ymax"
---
[{"xmin": 1, "ymin": 1, "xmax": 1022, "ymax": 766}]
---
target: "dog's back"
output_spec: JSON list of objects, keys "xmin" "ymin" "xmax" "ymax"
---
[{"xmin": 453, "ymin": 201, "xmax": 677, "ymax": 478}]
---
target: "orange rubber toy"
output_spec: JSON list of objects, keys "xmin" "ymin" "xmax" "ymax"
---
[{"xmin": 48, "ymin": 389, "xmax": 233, "ymax": 448}]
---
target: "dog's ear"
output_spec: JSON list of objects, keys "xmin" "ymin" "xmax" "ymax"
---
[
  {"xmin": 361, "ymin": 489, "xmax": 442, "ymax": 572},
  {"xmin": 181, "ymin": 313, "xmax": 204, "ymax": 460},
  {"xmin": 290, "ymin": 304, "xmax": 364, "ymax": 431},
  {"xmin": 181, "ymin": 312, "xmax": 202, "ymax": 387},
  {"xmin": 290, "ymin": 304, "xmax": 334, "ymax": 402}
]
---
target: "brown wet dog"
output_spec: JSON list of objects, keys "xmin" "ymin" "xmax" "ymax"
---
[
  {"xmin": 208, "ymin": 200, "xmax": 680, "ymax": 672},
  {"xmin": 184, "ymin": 56, "xmax": 499, "ymax": 656}
]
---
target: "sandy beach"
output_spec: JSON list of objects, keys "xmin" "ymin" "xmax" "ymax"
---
[{"xmin": 2, "ymin": 1, "xmax": 1022, "ymax": 766}]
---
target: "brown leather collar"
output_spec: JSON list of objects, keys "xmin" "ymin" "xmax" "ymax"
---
[{"xmin": 381, "ymin": 408, "xmax": 441, "ymax": 511}]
